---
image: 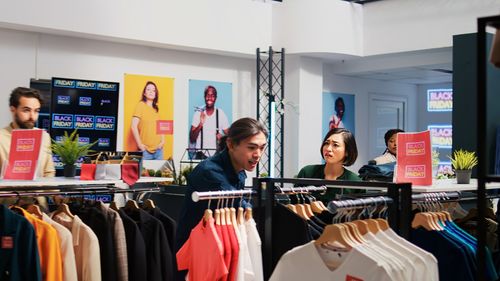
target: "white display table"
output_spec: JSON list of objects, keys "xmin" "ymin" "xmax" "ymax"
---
[
  {"xmin": 412, "ymin": 178, "xmax": 500, "ymax": 193},
  {"xmin": 0, "ymin": 176, "xmax": 173, "ymax": 188}
]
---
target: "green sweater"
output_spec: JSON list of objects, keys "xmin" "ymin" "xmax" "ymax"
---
[{"xmin": 297, "ymin": 164, "xmax": 362, "ymax": 203}]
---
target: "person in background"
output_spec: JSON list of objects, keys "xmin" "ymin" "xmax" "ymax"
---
[
  {"xmin": 0, "ymin": 87, "xmax": 55, "ymax": 211},
  {"xmin": 131, "ymin": 81, "xmax": 165, "ymax": 160},
  {"xmin": 189, "ymin": 85, "xmax": 230, "ymax": 157},
  {"xmin": 297, "ymin": 128, "xmax": 362, "ymax": 202},
  {"xmin": 0, "ymin": 87, "xmax": 55, "ymax": 177},
  {"xmin": 328, "ymin": 97, "xmax": 345, "ymax": 130},
  {"xmin": 175, "ymin": 117, "xmax": 267, "ymax": 280},
  {"xmin": 373, "ymin": 128, "xmax": 405, "ymax": 165}
]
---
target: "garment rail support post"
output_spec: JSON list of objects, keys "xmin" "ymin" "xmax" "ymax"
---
[
  {"xmin": 395, "ymin": 183, "xmax": 412, "ymax": 239},
  {"xmin": 260, "ymin": 177, "xmax": 275, "ymax": 281},
  {"xmin": 253, "ymin": 176, "xmax": 276, "ymax": 281},
  {"xmin": 386, "ymin": 183, "xmax": 399, "ymax": 235}
]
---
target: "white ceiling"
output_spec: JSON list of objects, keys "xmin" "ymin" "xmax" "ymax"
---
[
  {"xmin": 315, "ymin": 47, "xmax": 453, "ymax": 85},
  {"xmin": 341, "ymin": 63, "xmax": 453, "ymax": 85}
]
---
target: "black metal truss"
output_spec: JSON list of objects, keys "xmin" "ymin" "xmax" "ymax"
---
[{"xmin": 256, "ymin": 47, "xmax": 285, "ymax": 178}]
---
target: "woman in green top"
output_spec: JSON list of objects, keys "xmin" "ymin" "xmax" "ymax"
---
[{"xmin": 297, "ymin": 128, "xmax": 362, "ymax": 202}]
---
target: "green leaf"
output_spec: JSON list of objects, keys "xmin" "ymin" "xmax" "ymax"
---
[
  {"xmin": 447, "ymin": 149, "xmax": 478, "ymax": 170},
  {"xmin": 51, "ymin": 129, "xmax": 97, "ymax": 165}
]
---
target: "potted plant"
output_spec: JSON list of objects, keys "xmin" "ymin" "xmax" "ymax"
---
[
  {"xmin": 448, "ymin": 149, "xmax": 478, "ymax": 184},
  {"xmin": 51, "ymin": 130, "xmax": 97, "ymax": 177}
]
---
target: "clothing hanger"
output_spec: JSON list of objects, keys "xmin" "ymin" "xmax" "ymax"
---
[
  {"xmin": 124, "ymin": 200, "xmax": 140, "ymax": 211},
  {"xmin": 411, "ymin": 212, "xmax": 436, "ymax": 231},
  {"xmin": 307, "ymin": 194, "xmax": 325, "ymax": 214},
  {"xmin": 244, "ymin": 207, "xmax": 253, "ymax": 221},
  {"xmin": 237, "ymin": 194, "xmax": 245, "ymax": 225},
  {"xmin": 143, "ymin": 199, "xmax": 156, "ymax": 210},
  {"xmin": 54, "ymin": 203, "xmax": 75, "ymax": 219},
  {"xmin": 300, "ymin": 190, "xmax": 315, "ymax": 218},
  {"xmin": 243, "ymin": 189, "xmax": 253, "ymax": 221},
  {"xmin": 224, "ymin": 198, "xmax": 232, "ymax": 226},
  {"xmin": 315, "ymin": 223, "xmax": 354, "ymax": 250},
  {"xmin": 204, "ymin": 197, "xmax": 214, "ymax": 223},
  {"xmin": 25, "ymin": 204, "xmax": 43, "ymax": 219},
  {"xmin": 219, "ymin": 197, "xmax": 227, "ymax": 226},
  {"xmin": 229, "ymin": 198, "xmax": 238, "ymax": 226},
  {"xmin": 110, "ymin": 201, "xmax": 119, "ymax": 211}
]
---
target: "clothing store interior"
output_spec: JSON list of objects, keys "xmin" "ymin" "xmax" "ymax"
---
[{"xmin": 1, "ymin": 1, "xmax": 500, "ymax": 281}]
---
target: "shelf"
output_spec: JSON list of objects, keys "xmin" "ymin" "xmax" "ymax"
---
[{"xmin": 412, "ymin": 179, "xmax": 500, "ymax": 193}]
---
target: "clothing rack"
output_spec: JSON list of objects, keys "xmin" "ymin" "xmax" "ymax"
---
[
  {"xmin": 253, "ymin": 177, "xmax": 411, "ymax": 279},
  {"xmin": 275, "ymin": 185, "xmax": 327, "ymax": 194},
  {"xmin": 327, "ymin": 196, "xmax": 393, "ymax": 213},
  {"xmin": 191, "ymin": 189, "xmax": 256, "ymax": 202},
  {"xmin": 0, "ymin": 187, "xmax": 161, "ymax": 198}
]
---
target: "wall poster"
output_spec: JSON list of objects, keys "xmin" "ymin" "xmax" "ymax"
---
[
  {"xmin": 188, "ymin": 79, "xmax": 232, "ymax": 159},
  {"xmin": 322, "ymin": 92, "xmax": 355, "ymax": 137},
  {"xmin": 50, "ymin": 77, "xmax": 119, "ymax": 173},
  {"xmin": 123, "ymin": 74, "xmax": 174, "ymax": 160}
]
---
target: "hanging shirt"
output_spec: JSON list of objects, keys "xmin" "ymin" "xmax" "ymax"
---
[
  {"xmin": 14, "ymin": 207, "xmax": 63, "ymax": 281},
  {"xmin": 382, "ymin": 227, "xmax": 439, "ymax": 281},
  {"xmin": 269, "ymin": 241, "xmax": 393, "ymax": 281},
  {"xmin": 74, "ymin": 205, "xmax": 117, "ymax": 281},
  {"xmin": 177, "ymin": 217, "xmax": 228, "ymax": 281},
  {"xmin": 51, "ymin": 213, "xmax": 101, "ymax": 281},
  {"xmin": 42, "ymin": 213, "xmax": 78, "ymax": 281},
  {"xmin": 237, "ymin": 222, "xmax": 255, "ymax": 281},
  {"xmin": 119, "ymin": 209, "xmax": 147, "ymax": 281},
  {"xmin": 176, "ymin": 149, "xmax": 247, "ymax": 255},
  {"xmin": 123, "ymin": 208, "xmax": 173, "ymax": 281},
  {"xmin": 245, "ymin": 217, "xmax": 263, "ymax": 281},
  {"xmin": 146, "ymin": 207, "xmax": 177, "ymax": 275},
  {"xmin": 226, "ymin": 224, "xmax": 240, "ymax": 281},
  {"xmin": 410, "ymin": 228, "xmax": 475, "ymax": 281},
  {"xmin": 98, "ymin": 203, "xmax": 128, "ymax": 281},
  {"xmin": 0, "ymin": 205, "xmax": 42, "ymax": 281}
]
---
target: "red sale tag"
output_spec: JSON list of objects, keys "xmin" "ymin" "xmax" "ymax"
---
[
  {"xmin": 1, "ymin": 236, "xmax": 13, "ymax": 249},
  {"xmin": 346, "ymin": 275, "xmax": 363, "ymax": 281},
  {"xmin": 156, "ymin": 120, "xmax": 173, "ymax": 135}
]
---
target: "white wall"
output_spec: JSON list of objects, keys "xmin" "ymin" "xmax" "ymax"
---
[
  {"xmin": 0, "ymin": 0, "xmax": 272, "ymax": 56},
  {"xmin": 0, "ymin": 28, "xmax": 256, "ymax": 174},
  {"xmin": 283, "ymin": 55, "xmax": 324, "ymax": 177},
  {"xmin": 272, "ymin": 0, "xmax": 363, "ymax": 56},
  {"xmin": 323, "ymin": 65, "xmax": 418, "ymax": 172}
]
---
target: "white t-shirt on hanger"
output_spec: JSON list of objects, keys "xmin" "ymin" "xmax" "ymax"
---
[{"xmin": 269, "ymin": 241, "xmax": 394, "ymax": 281}]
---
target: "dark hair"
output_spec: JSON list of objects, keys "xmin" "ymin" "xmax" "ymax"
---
[
  {"xmin": 140, "ymin": 81, "xmax": 159, "ymax": 112},
  {"xmin": 334, "ymin": 97, "xmax": 345, "ymax": 111},
  {"xmin": 384, "ymin": 129, "xmax": 405, "ymax": 147},
  {"xmin": 9, "ymin": 87, "xmax": 43, "ymax": 108},
  {"xmin": 320, "ymin": 128, "xmax": 358, "ymax": 166},
  {"xmin": 217, "ymin": 117, "xmax": 268, "ymax": 152},
  {"xmin": 204, "ymin": 85, "xmax": 217, "ymax": 98}
]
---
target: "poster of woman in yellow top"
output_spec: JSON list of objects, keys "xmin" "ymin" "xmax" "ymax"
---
[{"xmin": 124, "ymin": 74, "xmax": 174, "ymax": 159}]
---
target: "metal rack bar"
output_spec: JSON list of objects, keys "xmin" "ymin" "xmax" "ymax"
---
[
  {"xmin": 0, "ymin": 187, "xmax": 161, "ymax": 198},
  {"xmin": 275, "ymin": 186, "xmax": 327, "ymax": 193},
  {"xmin": 191, "ymin": 189, "xmax": 256, "ymax": 202},
  {"xmin": 327, "ymin": 196, "xmax": 393, "ymax": 213}
]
